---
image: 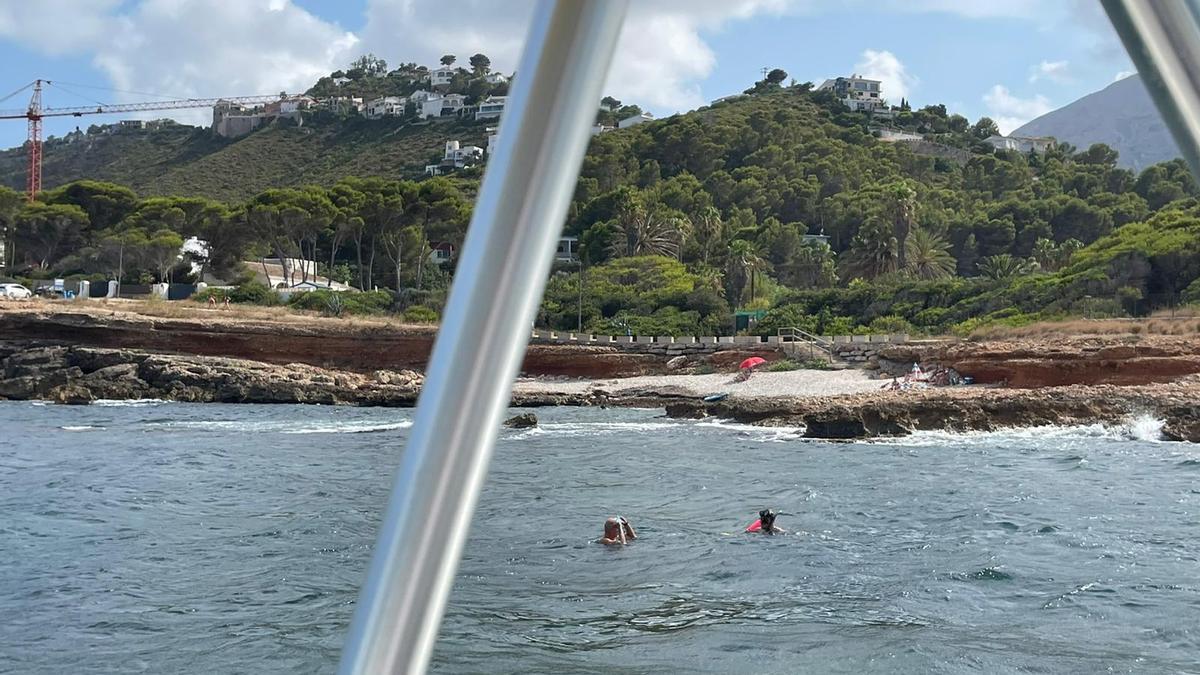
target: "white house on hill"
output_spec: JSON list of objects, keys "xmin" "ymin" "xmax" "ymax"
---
[
  {"xmin": 364, "ymin": 96, "xmax": 405, "ymax": 119},
  {"xmin": 618, "ymin": 111, "xmax": 654, "ymax": 129},
  {"xmin": 421, "ymin": 94, "xmax": 466, "ymax": 119},
  {"xmin": 429, "ymin": 65, "xmax": 457, "ymax": 87},
  {"xmin": 475, "ymin": 96, "xmax": 507, "ymax": 121},
  {"xmin": 817, "ymin": 74, "xmax": 885, "ymax": 112},
  {"xmin": 984, "ymin": 134, "xmax": 1055, "ymax": 154},
  {"xmin": 484, "ymin": 72, "xmax": 508, "ymax": 85}
]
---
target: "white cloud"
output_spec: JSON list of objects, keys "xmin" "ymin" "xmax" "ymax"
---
[
  {"xmin": 360, "ymin": 0, "xmax": 796, "ymax": 113},
  {"xmin": 0, "ymin": 0, "xmax": 122, "ymax": 56},
  {"xmin": 1113, "ymin": 69, "xmax": 1135, "ymax": 82},
  {"xmin": 1029, "ymin": 60, "xmax": 1071, "ymax": 84},
  {"xmin": 853, "ymin": 49, "xmax": 916, "ymax": 102},
  {"xmin": 0, "ymin": 0, "xmax": 357, "ymax": 126},
  {"xmin": 982, "ymin": 84, "xmax": 1053, "ymax": 134},
  {"xmin": 92, "ymin": 0, "xmax": 357, "ymax": 124}
]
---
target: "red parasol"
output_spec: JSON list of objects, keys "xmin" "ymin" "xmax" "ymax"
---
[{"xmin": 739, "ymin": 356, "xmax": 766, "ymax": 370}]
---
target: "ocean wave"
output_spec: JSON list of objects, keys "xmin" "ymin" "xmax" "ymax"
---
[
  {"xmin": 283, "ymin": 420, "xmax": 413, "ymax": 434},
  {"xmin": 144, "ymin": 418, "xmax": 413, "ymax": 434},
  {"xmin": 877, "ymin": 415, "xmax": 1169, "ymax": 446},
  {"xmin": 60, "ymin": 425, "xmax": 103, "ymax": 431},
  {"xmin": 92, "ymin": 399, "xmax": 171, "ymax": 407},
  {"xmin": 693, "ymin": 419, "xmax": 805, "ymax": 442},
  {"xmin": 511, "ymin": 421, "xmax": 681, "ymax": 439}
]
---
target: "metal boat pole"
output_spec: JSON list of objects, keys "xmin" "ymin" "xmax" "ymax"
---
[
  {"xmin": 338, "ymin": 1, "xmax": 628, "ymax": 673},
  {"xmin": 1102, "ymin": 0, "xmax": 1200, "ymax": 179}
]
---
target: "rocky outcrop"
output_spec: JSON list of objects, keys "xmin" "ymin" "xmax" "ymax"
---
[
  {"xmin": 0, "ymin": 344, "xmax": 425, "ymax": 406},
  {"xmin": 503, "ymin": 412, "xmax": 538, "ymax": 428},
  {"xmin": 879, "ymin": 336, "xmax": 1200, "ymax": 388},
  {"xmin": 667, "ymin": 381, "xmax": 1200, "ymax": 442}
]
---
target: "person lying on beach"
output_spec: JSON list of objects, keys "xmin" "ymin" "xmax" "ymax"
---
[
  {"xmin": 599, "ymin": 516, "xmax": 637, "ymax": 545},
  {"xmin": 745, "ymin": 508, "xmax": 786, "ymax": 534}
]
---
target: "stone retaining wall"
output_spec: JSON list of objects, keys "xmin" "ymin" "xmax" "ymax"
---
[{"xmin": 530, "ymin": 331, "xmax": 908, "ymax": 357}]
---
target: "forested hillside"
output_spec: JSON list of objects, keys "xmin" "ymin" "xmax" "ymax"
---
[
  {"xmin": 4, "ymin": 79, "xmax": 1200, "ymax": 336},
  {"xmin": 0, "ymin": 116, "xmax": 487, "ymax": 203}
]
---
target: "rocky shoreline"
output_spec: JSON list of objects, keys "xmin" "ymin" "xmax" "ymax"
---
[
  {"xmin": 3, "ymin": 342, "xmax": 1199, "ymax": 443},
  {"xmin": 664, "ymin": 382, "xmax": 1200, "ymax": 442}
]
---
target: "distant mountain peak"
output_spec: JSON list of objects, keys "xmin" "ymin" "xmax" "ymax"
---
[{"xmin": 1013, "ymin": 73, "xmax": 1180, "ymax": 171}]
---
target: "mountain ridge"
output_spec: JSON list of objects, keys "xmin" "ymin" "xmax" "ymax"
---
[{"xmin": 1014, "ymin": 74, "xmax": 1181, "ymax": 171}]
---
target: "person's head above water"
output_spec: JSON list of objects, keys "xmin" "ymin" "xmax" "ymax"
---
[
  {"xmin": 604, "ymin": 517, "xmax": 622, "ymax": 539},
  {"xmin": 600, "ymin": 516, "xmax": 637, "ymax": 545},
  {"xmin": 759, "ymin": 509, "xmax": 776, "ymax": 529}
]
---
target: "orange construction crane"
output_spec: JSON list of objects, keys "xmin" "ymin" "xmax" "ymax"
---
[{"xmin": 0, "ymin": 79, "xmax": 282, "ymax": 201}]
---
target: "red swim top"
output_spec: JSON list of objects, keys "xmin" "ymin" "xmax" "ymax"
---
[{"xmin": 745, "ymin": 519, "xmax": 762, "ymax": 533}]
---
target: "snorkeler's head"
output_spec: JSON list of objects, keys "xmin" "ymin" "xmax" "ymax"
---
[{"xmin": 759, "ymin": 509, "xmax": 776, "ymax": 528}]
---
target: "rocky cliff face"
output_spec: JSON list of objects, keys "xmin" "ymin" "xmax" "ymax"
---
[
  {"xmin": 0, "ymin": 308, "xmax": 775, "ymax": 379},
  {"xmin": 878, "ymin": 336, "xmax": 1200, "ymax": 387}
]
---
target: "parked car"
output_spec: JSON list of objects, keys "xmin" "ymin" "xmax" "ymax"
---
[
  {"xmin": 0, "ymin": 283, "xmax": 32, "ymax": 299},
  {"xmin": 33, "ymin": 286, "xmax": 64, "ymax": 299}
]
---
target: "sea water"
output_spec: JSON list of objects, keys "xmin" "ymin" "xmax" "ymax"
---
[{"xmin": 2, "ymin": 401, "xmax": 1199, "ymax": 673}]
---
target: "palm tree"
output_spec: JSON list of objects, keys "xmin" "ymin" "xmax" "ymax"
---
[
  {"xmin": 724, "ymin": 238, "xmax": 766, "ymax": 309},
  {"xmin": 608, "ymin": 208, "xmax": 682, "ymax": 258},
  {"xmin": 1031, "ymin": 237, "xmax": 1059, "ymax": 272},
  {"xmin": 977, "ymin": 253, "xmax": 1036, "ymax": 280},
  {"xmin": 670, "ymin": 214, "xmax": 692, "ymax": 262},
  {"xmin": 693, "ymin": 206, "xmax": 725, "ymax": 266},
  {"xmin": 886, "ymin": 181, "xmax": 917, "ymax": 269},
  {"xmin": 839, "ymin": 218, "xmax": 898, "ymax": 281},
  {"xmin": 904, "ymin": 228, "xmax": 956, "ymax": 280}
]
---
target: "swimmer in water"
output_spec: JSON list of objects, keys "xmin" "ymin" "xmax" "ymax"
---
[
  {"xmin": 599, "ymin": 516, "xmax": 637, "ymax": 545},
  {"xmin": 748, "ymin": 508, "xmax": 786, "ymax": 534}
]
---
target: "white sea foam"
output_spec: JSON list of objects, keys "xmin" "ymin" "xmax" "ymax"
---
[
  {"xmin": 146, "ymin": 418, "xmax": 413, "ymax": 434},
  {"xmin": 284, "ymin": 420, "xmax": 413, "ymax": 434},
  {"xmin": 60, "ymin": 425, "xmax": 102, "ymax": 431},
  {"xmin": 876, "ymin": 415, "xmax": 1169, "ymax": 446},
  {"xmin": 693, "ymin": 419, "xmax": 805, "ymax": 443},
  {"xmin": 92, "ymin": 399, "xmax": 171, "ymax": 407}
]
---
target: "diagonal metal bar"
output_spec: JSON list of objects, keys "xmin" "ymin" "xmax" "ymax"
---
[
  {"xmin": 337, "ymin": 1, "xmax": 628, "ymax": 673},
  {"xmin": 1102, "ymin": 0, "xmax": 1200, "ymax": 179}
]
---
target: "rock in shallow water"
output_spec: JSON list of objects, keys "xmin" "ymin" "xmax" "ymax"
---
[
  {"xmin": 504, "ymin": 412, "xmax": 538, "ymax": 428},
  {"xmin": 47, "ymin": 383, "xmax": 94, "ymax": 405}
]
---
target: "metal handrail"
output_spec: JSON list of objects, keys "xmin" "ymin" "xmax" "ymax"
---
[{"xmin": 337, "ymin": 2, "xmax": 628, "ymax": 673}]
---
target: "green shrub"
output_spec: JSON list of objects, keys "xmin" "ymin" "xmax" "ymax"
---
[
  {"xmin": 288, "ymin": 289, "xmax": 392, "ymax": 315},
  {"xmin": 866, "ymin": 315, "xmax": 915, "ymax": 335},
  {"xmin": 230, "ymin": 281, "xmax": 280, "ymax": 305},
  {"xmin": 403, "ymin": 305, "xmax": 439, "ymax": 323}
]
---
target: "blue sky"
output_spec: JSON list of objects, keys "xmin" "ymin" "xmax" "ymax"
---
[{"xmin": 0, "ymin": 1, "xmax": 1133, "ymax": 150}]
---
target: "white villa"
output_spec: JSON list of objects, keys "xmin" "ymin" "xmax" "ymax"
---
[
  {"xmin": 421, "ymin": 94, "xmax": 466, "ymax": 119},
  {"xmin": 475, "ymin": 96, "xmax": 507, "ymax": 121},
  {"xmin": 556, "ymin": 236, "xmax": 579, "ymax": 262},
  {"xmin": 429, "ymin": 65, "xmax": 457, "ymax": 87},
  {"xmin": 618, "ymin": 111, "xmax": 654, "ymax": 129},
  {"xmin": 408, "ymin": 89, "xmax": 434, "ymax": 103},
  {"xmin": 816, "ymin": 74, "xmax": 885, "ymax": 112},
  {"xmin": 363, "ymin": 96, "xmax": 405, "ymax": 119},
  {"xmin": 332, "ymin": 76, "xmax": 351, "ymax": 86},
  {"xmin": 984, "ymin": 134, "xmax": 1055, "ymax": 154},
  {"xmin": 483, "ymin": 72, "xmax": 508, "ymax": 85}
]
